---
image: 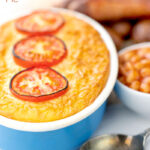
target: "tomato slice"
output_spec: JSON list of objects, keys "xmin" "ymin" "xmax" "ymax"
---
[
  {"xmin": 13, "ymin": 35, "xmax": 67, "ymax": 68},
  {"xmin": 15, "ymin": 10, "xmax": 65, "ymax": 35},
  {"xmin": 10, "ymin": 67, "xmax": 68, "ymax": 102}
]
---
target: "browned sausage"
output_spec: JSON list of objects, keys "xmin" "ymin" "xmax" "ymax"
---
[
  {"xmin": 112, "ymin": 22, "xmax": 132, "ymax": 38},
  {"xmin": 82, "ymin": 0, "xmax": 150, "ymax": 21},
  {"xmin": 132, "ymin": 20, "xmax": 150, "ymax": 42},
  {"xmin": 64, "ymin": 0, "xmax": 87, "ymax": 13},
  {"xmin": 104, "ymin": 26, "xmax": 123, "ymax": 50}
]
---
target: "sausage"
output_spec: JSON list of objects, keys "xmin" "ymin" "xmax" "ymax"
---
[
  {"xmin": 86, "ymin": 0, "xmax": 150, "ymax": 21},
  {"xmin": 132, "ymin": 20, "xmax": 150, "ymax": 42},
  {"xmin": 112, "ymin": 21, "xmax": 132, "ymax": 38},
  {"xmin": 104, "ymin": 26, "xmax": 123, "ymax": 50},
  {"xmin": 64, "ymin": 0, "xmax": 87, "ymax": 13}
]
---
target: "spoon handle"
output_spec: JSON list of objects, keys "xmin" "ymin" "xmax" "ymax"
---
[{"xmin": 142, "ymin": 128, "xmax": 150, "ymax": 149}]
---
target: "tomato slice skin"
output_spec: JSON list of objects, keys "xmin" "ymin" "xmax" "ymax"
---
[
  {"xmin": 10, "ymin": 67, "xmax": 68, "ymax": 102},
  {"xmin": 13, "ymin": 35, "xmax": 67, "ymax": 68},
  {"xmin": 15, "ymin": 10, "xmax": 65, "ymax": 35}
]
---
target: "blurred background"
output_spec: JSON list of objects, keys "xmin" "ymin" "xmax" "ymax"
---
[
  {"xmin": 1, "ymin": 0, "xmax": 150, "ymax": 50},
  {"xmin": 61, "ymin": 0, "xmax": 150, "ymax": 50}
]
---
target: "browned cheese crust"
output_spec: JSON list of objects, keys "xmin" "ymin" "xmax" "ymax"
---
[{"xmin": 0, "ymin": 13, "xmax": 109, "ymax": 122}]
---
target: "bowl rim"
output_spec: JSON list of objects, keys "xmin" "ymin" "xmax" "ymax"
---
[
  {"xmin": 0, "ymin": 8, "xmax": 118, "ymax": 132},
  {"xmin": 117, "ymin": 42, "xmax": 150, "ymax": 97}
]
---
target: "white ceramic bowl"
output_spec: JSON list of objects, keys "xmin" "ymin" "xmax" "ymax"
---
[{"xmin": 115, "ymin": 42, "xmax": 150, "ymax": 118}]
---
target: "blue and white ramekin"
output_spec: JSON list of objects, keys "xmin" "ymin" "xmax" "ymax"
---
[{"xmin": 0, "ymin": 8, "xmax": 118, "ymax": 150}]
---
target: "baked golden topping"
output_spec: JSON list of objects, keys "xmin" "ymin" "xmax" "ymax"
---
[{"xmin": 0, "ymin": 11, "xmax": 109, "ymax": 122}]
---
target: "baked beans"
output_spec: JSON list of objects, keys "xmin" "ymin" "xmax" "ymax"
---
[{"xmin": 118, "ymin": 47, "xmax": 150, "ymax": 93}]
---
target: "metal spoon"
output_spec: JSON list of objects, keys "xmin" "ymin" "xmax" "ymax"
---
[{"xmin": 80, "ymin": 129, "xmax": 150, "ymax": 150}]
